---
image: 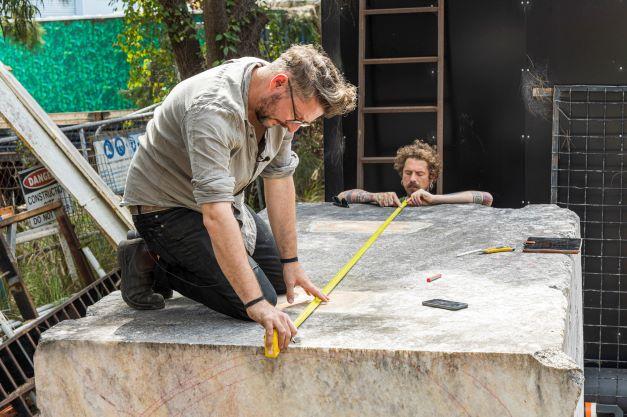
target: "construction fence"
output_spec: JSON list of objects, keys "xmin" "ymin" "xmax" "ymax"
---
[
  {"xmin": 0, "ymin": 108, "xmax": 157, "ymax": 416},
  {"xmin": 0, "ymin": 109, "xmax": 153, "ymax": 319}
]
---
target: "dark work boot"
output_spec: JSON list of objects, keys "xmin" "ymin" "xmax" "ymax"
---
[
  {"xmin": 118, "ymin": 238, "xmax": 165, "ymax": 310},
  {"xmin": 153, "ymin": 265, "xmax": 173, "ymax": 300}
]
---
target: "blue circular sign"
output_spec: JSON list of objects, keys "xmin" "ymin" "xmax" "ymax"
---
[
  {"xmin": 103, "ymin": 139, "xmax": 115, "ymax": 159},
  {"xmin": 129, "ymin": 137, "xmax": 138, "ymax": 153},
  {"xmin": 114, "ymin": 137, "xmax": 126, "ymax": 157}
]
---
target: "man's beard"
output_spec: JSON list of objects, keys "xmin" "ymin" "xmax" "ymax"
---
[{"xmin": 255, "ymin": 93, "xmax": 283, "ymax": 127}]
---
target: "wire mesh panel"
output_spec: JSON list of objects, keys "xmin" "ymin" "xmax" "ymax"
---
[
  {"xmin": 0, "ymin": 155, "xmax": 23, "ymax": 209},
  {"xmin": 551, "ymin": 86, "xmax": 627, "ymax": 370}
]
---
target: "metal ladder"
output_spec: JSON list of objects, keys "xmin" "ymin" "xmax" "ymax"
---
[{"xmin": 356, "ymin": 1, "xmax": 445, "ymax": 193}]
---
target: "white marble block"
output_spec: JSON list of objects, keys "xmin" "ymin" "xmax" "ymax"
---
[{"xmin": 35, "ymin": 203, "xmax": 583, "ymax": 417}]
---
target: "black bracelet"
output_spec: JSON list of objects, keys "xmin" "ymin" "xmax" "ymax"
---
[
  {"xmin": 280, "ymin": 257, "xmax": 299, "ymax": 264},
  {"xmin": 244, "ymin": 296, "xmax": 265, "ymax": 309}
]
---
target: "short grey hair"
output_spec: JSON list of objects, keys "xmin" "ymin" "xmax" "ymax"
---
[{"xmin": 270, "ymin": 44, "xmax": 357, "ymax": 118}]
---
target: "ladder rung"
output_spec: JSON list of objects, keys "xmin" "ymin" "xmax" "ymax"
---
[
  {"xmin": 363, "ymin": 57, "xmax": 438, "ymax": 65},
  {"xmin": 364, "ymin": 7, "xmax": 438, "ymax": 16},
  {"xmin": 363, "ymin": 106, "xmax": 437, "ymax": 114},
  {"xmin": 361, "ymin": 157, "xmax": 394, "ymax": 164}
]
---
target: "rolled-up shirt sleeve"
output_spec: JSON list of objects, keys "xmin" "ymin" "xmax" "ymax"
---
[
  {"xmin": 261, "ymin": 131, "xmax": 300, "ymax": 179},
  {"xmin": 183, "ymin": 104, "xmax": 238, "ymax": 205}
]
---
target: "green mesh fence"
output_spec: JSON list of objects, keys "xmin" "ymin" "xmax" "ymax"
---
[{"xmin": 0, "ymin": 17, "xmax": 134, "ymax": 113}]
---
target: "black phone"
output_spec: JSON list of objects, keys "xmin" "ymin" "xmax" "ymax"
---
[{"xmin": 422, "ymin": 299, "xmax": 468, "ymax": 311}]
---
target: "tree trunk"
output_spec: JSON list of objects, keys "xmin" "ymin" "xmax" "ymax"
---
[
  {"xmin": 202, "ymin": 0, "xmax": 268, "ymax": 64},
  {"xmin": 227, "ymin": 0, "xmax": 268, "ymax": 59},
  {"xmin": 203, "ymin": 0, "xmax": 228, "ymax": 67},
  {"xmin": 156, "ymin": 0, "xmax": 205, "ymax": 80}
]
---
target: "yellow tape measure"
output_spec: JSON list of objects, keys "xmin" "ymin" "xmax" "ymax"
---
[{"xmin": 264, "ymin": 199, "xmax": 409, "ymax": 358}]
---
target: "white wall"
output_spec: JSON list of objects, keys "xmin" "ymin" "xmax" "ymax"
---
[
  {"xmin": 38, "ymin": 0, "xmax": 122, "ymax": 18},
  {"xmin": 77, "ymin": 0, "xmax": 122, "ymax": 16},
  {"xmin": 38, "ymin": 0, "xmax": 76, "ymax": 18}
]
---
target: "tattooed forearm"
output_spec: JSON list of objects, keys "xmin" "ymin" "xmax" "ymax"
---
[
  {"xmin": 337, "ymin": 189, "xmax": 375, "ymax": 204},
  {"xmin": 471, "ymin": 191, "xmax": 493, "ymax": 206}
]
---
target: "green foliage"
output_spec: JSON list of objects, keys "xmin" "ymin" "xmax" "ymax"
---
[
  {"xmin": 116, "ymin": 0, "xmax": 179, "ymax": 106},
  {"xmin": 293, "ymin": 120, "xmax": 324, "ymax": 202},
  {"xmin": 0, "ymin": 18, "xmax": 134, "ymax": 112},
  {"xmin": 0, "ymin": 0, "xmax": 43, "ymax": 47},
  {"xmin": 211, "ymin": 0, "xmax": 265, "ymax": 67},
  {"xmin": 119, "ymin": 2, "xmax": 320, "ymax": 106},
  {"xmin": 1, "ymin": 18, "xmax": 43, "ymax": 49},
  {"xmin": 212, "ymin": 0, "xmax": 238, "ymax": 66},
  {"xmin": 259, "ymin": 8, "xmax": 320, "ymax": 62}
]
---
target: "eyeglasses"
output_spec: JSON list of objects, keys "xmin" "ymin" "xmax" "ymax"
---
[{"xmin": 286, "ymin": 79, "xmax": 311, "ymax": 128}]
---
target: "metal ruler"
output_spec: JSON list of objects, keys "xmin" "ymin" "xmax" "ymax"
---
[{"xmin": 265, "ymin": 199, "xmax": 409, "ymax": 358}]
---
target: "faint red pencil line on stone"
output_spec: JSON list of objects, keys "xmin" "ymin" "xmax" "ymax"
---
[
  {"xmin": 416, "ymin": 367, "xmax": 473, "ymax": 417},
  {"xmin": 461, "ymin": 370, "xmax": 513, "ymax": 417},
  {"xmin": 171, "ymin": 376, "xmax": 248, "ymax": 417},
  {"xmin": 80, "ymin": 368, "xmax": 135, "ymax": 417},
  {"xmin": 155, "ymin": 360, "xmax": 280, "ymax": 417},
  {"xmin": 200, "ymin": 353, "xmax": 340, "ymax": 417},
  {"xmin": 79, "ymin": 375, "xmax": 132, "ymax": 417},
  {"xmin": 142, "ymin": 350, "xmax": 338, "ymax": 416},
  {"xmin": 138, "ymin": 351, "xmax": 255, "ymax": 417}
]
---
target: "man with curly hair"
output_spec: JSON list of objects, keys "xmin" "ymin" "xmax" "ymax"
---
[{"xmin": 337, "ymin": 139, "xmax": 493, "ymax": 207}]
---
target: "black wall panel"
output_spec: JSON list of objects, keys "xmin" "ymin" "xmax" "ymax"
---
[
  {"xmin": 525, "ymin": 1, "xmax": 627, "ymax": 205},
  {"xmin": 324, "ymin": 0, "xmax": 627, "ymax": 207},
  {"xmin": 446, "ymin": 1, "xmax": 526, "ymax": 207}
]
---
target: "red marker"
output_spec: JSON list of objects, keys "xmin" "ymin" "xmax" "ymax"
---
[{"xmin": 426, "ymin": 273, "xmax": 442, "ymax": 283}]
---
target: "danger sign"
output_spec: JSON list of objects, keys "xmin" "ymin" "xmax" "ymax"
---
[{"xmin": 19, "ymin": 166, "xmax": 72, "ymax": 228}]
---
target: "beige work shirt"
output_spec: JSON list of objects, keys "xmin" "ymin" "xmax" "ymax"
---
[{"xmin": 122, "ymin": 57, "xmax": 299, "ymax": 254}]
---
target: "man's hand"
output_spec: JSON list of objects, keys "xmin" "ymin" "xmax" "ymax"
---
[
  {"xmin": 246, "ymin": 300, "xmax": 297, "ymax": 353},
  {"xmin": 408, "ymin": 189, "xmax": 439, "ymax": 206},
  {"xmin": 283, "ymin": 262, "xmax": 329, "ymax": 304},
  {"xmin": 373, "ymin": 192, "xmax": 402, "ymax": 207}
]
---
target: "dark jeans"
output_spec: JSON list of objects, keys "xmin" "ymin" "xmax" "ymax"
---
[{"xmin": 133, "ymin": 206, "xmax": 286, "ymax": 321}]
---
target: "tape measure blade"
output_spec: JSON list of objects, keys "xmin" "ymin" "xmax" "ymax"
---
[
  {"xmin": 297, "ymin": 199, "xmax": 409, "ymax": 327},
  {"xmin": 265, "ymin": 199, "xmax": 409, "ymax": 357},
  {"xmin": 294, "ymin": 298, "xmax": 322, "ymax": 328},
  {"xmin": 321, "ymin": 200, "xmax": 408, "ymax": 295}
]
